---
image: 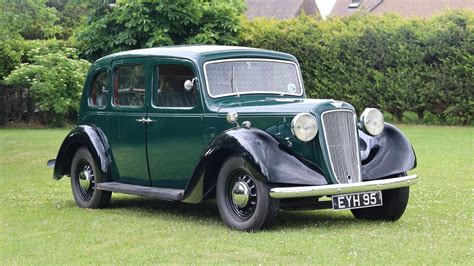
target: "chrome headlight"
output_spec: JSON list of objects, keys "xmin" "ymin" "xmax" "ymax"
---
[
  {"xmin": 360, "ymin": 108, "xmax": 384, "ymax": 136},
  {"xmin": 291, "ymin": 113, "xmax": 318, "ymax": 142}
]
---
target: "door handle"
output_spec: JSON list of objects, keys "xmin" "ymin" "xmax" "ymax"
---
[
  {"xmin": 136, "ymin": 118, "xmax": 146, "ymax": 123},
  {"xmin": 136, "ymin": 118, "xmax": 155, "ymax": 124},
  {"xmin": 144, "ymin": 118, "xmax": 155, "ymax": 124}
]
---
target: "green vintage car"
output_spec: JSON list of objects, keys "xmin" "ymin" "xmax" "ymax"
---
[{"xmin": 50, "ymin": 45, "xmax": 418, "ymax": 231}]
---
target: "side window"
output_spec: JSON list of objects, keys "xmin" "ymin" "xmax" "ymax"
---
[
  {"xmin": 113, "ymin": 65, "xmax": 145, "ymax": 107},
  {"xmin": 155, "ymin": 64, "xmax": 196, "ymax": 108},
  {"xmin": 88, "ymin": 71, "xmax": 108, "ymax": 107}
]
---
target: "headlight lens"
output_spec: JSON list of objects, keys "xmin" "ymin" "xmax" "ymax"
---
[
  {"xmin": 360, "ymin": 108, "xmax": 384, "ymax": 136},
  {"xmin": 291, "ymin": 113, "xmax": 318, "ymax": 142}
]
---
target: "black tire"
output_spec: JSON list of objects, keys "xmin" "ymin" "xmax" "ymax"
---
[
  {"xmin": 216, "ymin": 156, "xmax": 279, "ymax": 231},
  {"xmin": 351, "ymin": 173, "xmax": 410, "ymax": 221},
  {"xmin": 71, "ymin": 147, "xmax": 111, "ymax": 209}
]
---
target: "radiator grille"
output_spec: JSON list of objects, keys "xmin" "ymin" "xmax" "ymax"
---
[{"xmin": 321, "ymin": 110, "xmax": 361, "ymax": 184}]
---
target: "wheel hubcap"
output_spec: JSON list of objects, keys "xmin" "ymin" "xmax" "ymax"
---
[
  {"xmin": 227, "ymin": 173, "xmax": 257, "ymax": 221},
  {"xmin": 77, "ymin": 161, "xmax": 95, "ymax": 200},
  {"xmin": 232, "ymin": 181, "xmax": 250, "ymax": 207}
]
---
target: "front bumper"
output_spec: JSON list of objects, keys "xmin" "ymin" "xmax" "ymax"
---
[{"xmin": 270, "ymin": 174, "xmax": 418, "ymax": 199}]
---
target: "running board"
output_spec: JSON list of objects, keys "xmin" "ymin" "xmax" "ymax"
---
[{"xmin": 96, "ymin": 182, "xmax": 184, "ymax": 201}]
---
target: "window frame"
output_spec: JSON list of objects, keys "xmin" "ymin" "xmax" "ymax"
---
[
  {"xmin": 111, "ymin": 63, "xmax": 147, "ymax": 109},
  {"xmin": 203, "ymin": 58, "xmax": 304, "ymax": 99},
  {"xmin": 151, "ymin": 61, "xmax": 199, "ymax": 111},
  {"xmin": 87, "ymin": 69, "xmax": 109, "ymax": 110}
]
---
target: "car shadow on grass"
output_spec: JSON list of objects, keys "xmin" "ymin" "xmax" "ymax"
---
[
  {"xmin": 274, "ymin": 210, "xmax": 364, "ymax": 230},
  {"xmin": 108, "ymin": 196, "xmax": 221, "ymax": 221},
  {"xmin": 103, "ymin": 196, "xmax": 373, "ymax": 230}
]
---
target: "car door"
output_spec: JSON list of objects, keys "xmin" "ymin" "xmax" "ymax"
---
[
  {"xmin": 147, "ymin": 58, "xmax": 204, "ymax": 189},
  {"xmin": 107, "ymin": 58, "xmax": 151, "ymax": 186}
]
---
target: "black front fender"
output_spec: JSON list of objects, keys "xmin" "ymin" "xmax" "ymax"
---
[
  {"xmin": 359, "ymin": 123, "xmax": 417, "ymax": 181},
  {"xmin": 53, "ymin": 125, "xmax": 111, "ymax": 180},
  {"xmin": 199, "ymin": 127, "xmax": 327, "ymax": 186}
]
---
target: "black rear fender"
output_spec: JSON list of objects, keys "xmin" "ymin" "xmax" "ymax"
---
[{"xmin": 53, "ymin": 125, "xmax": 111, "ymax": 180}]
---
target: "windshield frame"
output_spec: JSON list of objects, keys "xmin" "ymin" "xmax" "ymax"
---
[{"xmin": 203, "ymin": 58, "xmax": 304, "ymax": 99}]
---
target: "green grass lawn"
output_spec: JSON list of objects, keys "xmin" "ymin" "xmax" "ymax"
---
[{"xmin": 0, "ymin": 125, "xmax": 472, "ymax": 264}]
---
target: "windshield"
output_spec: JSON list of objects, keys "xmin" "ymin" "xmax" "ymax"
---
[{"xmin": 204, "ymin": 59, "xmax": 303, "ymax": 98}]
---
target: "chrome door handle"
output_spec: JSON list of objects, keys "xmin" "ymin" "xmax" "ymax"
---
[
  {"xmin": 136, "ymin": 118, "xmax": 146, "ymax": 123},
  {"xmin": 136, "ymin": 118, "xmax": 155, "ymax": 124}
]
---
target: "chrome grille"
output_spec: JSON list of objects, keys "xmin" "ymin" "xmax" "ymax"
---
[{"xmin": 321, "ymin": 110, "xmax": 361, "ymax": 184}]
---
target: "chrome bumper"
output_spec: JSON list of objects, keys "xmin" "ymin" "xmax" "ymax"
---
[{"xmin": 269, "ymin": 174, "xmax": 418, "ymax": 199}]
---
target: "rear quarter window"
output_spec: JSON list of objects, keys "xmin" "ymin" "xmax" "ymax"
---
[{"xmin": 88, "ymin": 71, "xmax": 108, "ymax": 108}]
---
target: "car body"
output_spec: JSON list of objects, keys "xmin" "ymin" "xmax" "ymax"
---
[{"xmin": 51, "ymin": 45, "xmax": 418, "ymax": 231}]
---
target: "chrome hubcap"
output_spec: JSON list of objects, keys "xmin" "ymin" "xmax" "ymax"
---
[
  {"xmin": 232, "ymin": 181, "xmax": 250, "ymax": 207},
  {"xmin": 77, "ymin": 161, "xmax": 95, "ymax": 200},
  {"xmin": 227, "ymin": 173, "xmax": 257, "ymax": 221}
]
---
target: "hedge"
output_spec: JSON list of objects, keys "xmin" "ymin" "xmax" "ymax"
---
[{"xmin": 240, "ymin": 10, "xmax": 473, "ymax": 125}]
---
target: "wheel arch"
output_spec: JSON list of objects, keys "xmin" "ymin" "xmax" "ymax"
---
[
  {"xmin": 181, "ymin": 127, "xmax": 327, "ymax": 203},
  {"xmin": 202, "ymin": 148, "xmax": 236, "ymax": 199},
  {"xmin": 53, "ymin": 125, "xmax": 111, "ymax": 180}
]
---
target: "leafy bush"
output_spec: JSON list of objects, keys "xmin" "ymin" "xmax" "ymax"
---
[
  {"xmin": 241, "ymin": 11, "xmax": 473, "ymax": 125},
  {"xmin": 0, "ymin": 39, "xmax": 71, "ymax": 79},
  {"xmin": 0, "ymin": 39, "xmax": 26, "ymax": 79},
  {"xmin": 4, "ymin": 45, "xmax": 90, "ymax": 126}
]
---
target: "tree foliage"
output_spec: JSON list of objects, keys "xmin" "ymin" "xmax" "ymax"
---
[
  {"xmin": 46, "ymin": 0, "xmax": 101, "ymax": 40},
  {"xmin": 76, "ymin": 0, "xmax": 245, "ymax": 60},
  {"xmin": 0, "ymin": 0, "xmax": 62, "ymax": 40}
]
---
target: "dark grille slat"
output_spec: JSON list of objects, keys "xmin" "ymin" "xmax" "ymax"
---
[{"xmin": 322, "ymin": 110, "xmax": 361, "ymax": 184}]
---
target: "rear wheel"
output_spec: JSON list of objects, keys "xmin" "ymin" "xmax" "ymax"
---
[
  {"xmin": 71, "ymin": 147, "xmax": 111, "ymax": 208},
  {"xmin": 351, "ymin": 173, "xmax": 410, "ymax": 221},
  {"xmin": 216, "ymin": 156, "xmax": 279, "ymax": 231}
]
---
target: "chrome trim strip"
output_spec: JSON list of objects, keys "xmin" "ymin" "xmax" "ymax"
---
[
  {"xmin": 269, "ymin": 174, "xmax": 418, "ymax": 199},
  {"xmin": 321, "ymin": 109, "xmax": 362, "ymax": 184},
  {"xmin": 203, "ymin": 58, "xmax": 304, "ymax": 99}
]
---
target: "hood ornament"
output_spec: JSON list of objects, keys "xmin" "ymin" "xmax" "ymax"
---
[{"xmin": 330, "ymin": 101, "xmax": 344, "ymax": 108}]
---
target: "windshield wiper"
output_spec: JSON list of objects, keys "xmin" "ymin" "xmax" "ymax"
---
[{"xmin": 231, "ymin": 66, "xmax": 240, "ymax": 98}]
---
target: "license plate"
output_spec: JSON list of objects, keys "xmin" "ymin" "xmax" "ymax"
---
[{"xmin": 332, "ymin": 191, "xmax": 383, "ymax": 211}]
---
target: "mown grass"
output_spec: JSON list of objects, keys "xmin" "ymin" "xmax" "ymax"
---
[{"xmin": 0, "ymin": 126, "xmax": 472, "ymax": 264}]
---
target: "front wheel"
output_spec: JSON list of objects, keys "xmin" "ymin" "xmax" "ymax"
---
[
  {"xmin": 216, "ymin": 156, "xmax": 279, "ymax": 231},
  {"xmin": 71, "ymin": 147, "xmax": 111, "ymax": 208},
  {"xmin": 351, "ymin": 173, "xmax": 410, "ymax": 221}
]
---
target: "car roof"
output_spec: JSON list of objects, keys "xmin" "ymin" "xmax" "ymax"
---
[{"xmin": 94, "ymin": 45, "xmax": 298, "ymax": 66}]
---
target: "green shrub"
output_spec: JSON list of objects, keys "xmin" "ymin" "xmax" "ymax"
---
[
  {"xmin": 0, "ymin": 39, "xmax": 25, "ymax": 79},
  {"xmin": 4, "ymin": 45, "xmax": 90, "ymax": 126},
  {"xmin": 0, "ymin": 39, "xmax": 71, "ymax": 79}
]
